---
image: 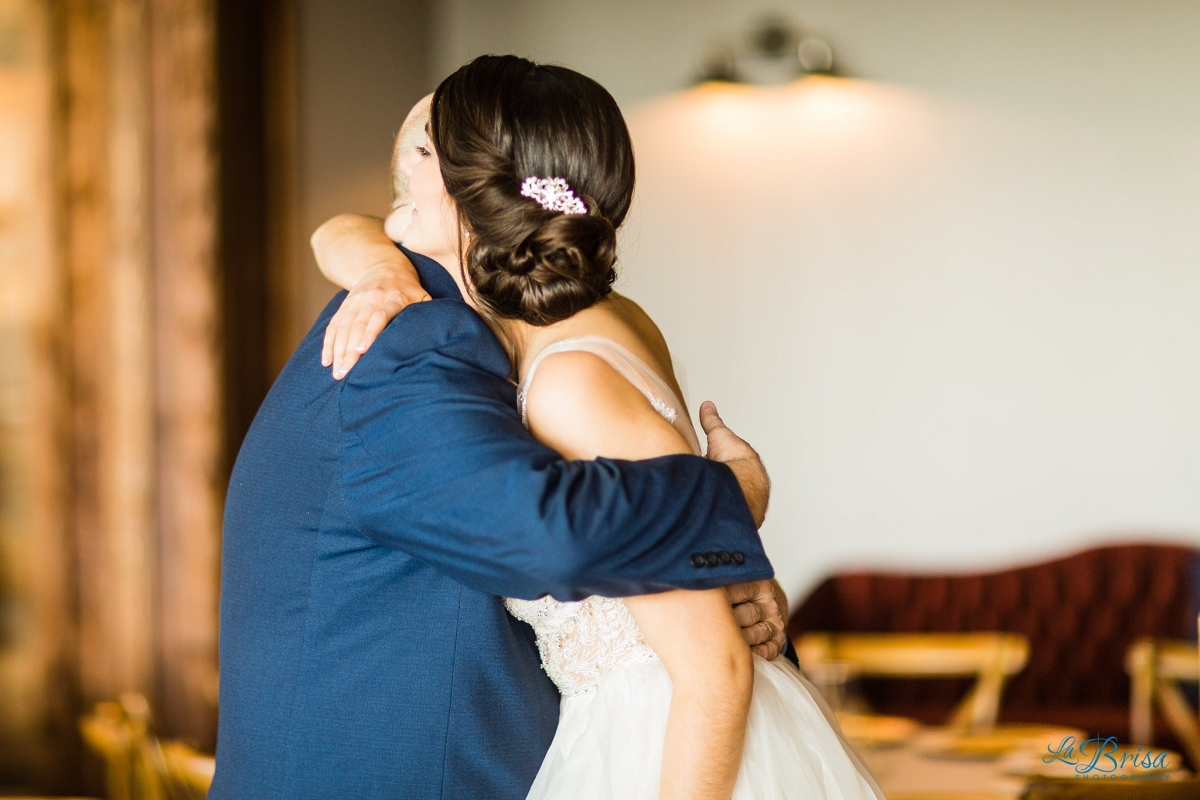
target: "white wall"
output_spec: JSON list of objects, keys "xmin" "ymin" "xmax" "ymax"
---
[{"xmin": 430, "ymin": 0, "xmax": 1200, "ymax": 599}]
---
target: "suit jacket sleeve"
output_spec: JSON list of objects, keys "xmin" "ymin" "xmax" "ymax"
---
[{"xmin": 338, "ymin": 299, "xmax": 773, "ymax": 601}]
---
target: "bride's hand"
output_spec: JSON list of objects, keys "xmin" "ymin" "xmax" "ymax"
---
[
  {"xmin": 312, "ymin": 213, "xmax": 431, "ymax": 378},
  {"xmin": 322, "ymin": 260, "xmax": 431, "ymax": 378}
]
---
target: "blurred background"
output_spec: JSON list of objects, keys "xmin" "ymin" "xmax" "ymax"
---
[{"xmin": 0, "ymin": 0, "xmax": 1197, "ymax": 794}]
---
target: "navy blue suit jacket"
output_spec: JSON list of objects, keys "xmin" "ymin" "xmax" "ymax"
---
[{"xmin": 212, "ymin": 249, "xmax": 772, "ymax": 799}]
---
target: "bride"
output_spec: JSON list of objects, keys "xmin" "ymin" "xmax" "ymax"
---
[{"xmin": 314, "ymin": 55, "xmax": 883, "ymax": 800}]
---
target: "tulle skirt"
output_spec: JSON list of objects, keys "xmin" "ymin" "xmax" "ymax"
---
[{"xmin": 524, "ymin": 655, "xmax": 885, "ymax": 799}]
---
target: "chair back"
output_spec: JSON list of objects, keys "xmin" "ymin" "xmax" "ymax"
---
[
  {"xmin": 79, "ymin": 696, "xmax": 154, "ymax": 800},
  {"xmin": 79, "ymin": 693, "xmax": 212, "ymax": 800},
  {"xmin": 796, "ymin": 631, "xmax": 1030, "ymax": 730},
  {"xmin": 1125, "ymin": 637, "xmax": 1200, "ymax": 769},
  {"xmin": 161, "ymin": 741, "xmax": 215, "ymax": 799}
]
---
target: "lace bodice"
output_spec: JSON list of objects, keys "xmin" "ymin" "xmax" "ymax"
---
[
  {"xmin": 504, "ymin": 595, "xmax": 660, "ymax": 697},
  {"xmin": 505, "ymin": 337, "xmax": 700, "ymax": 696}
]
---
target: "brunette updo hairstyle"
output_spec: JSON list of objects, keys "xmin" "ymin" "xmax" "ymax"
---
[{"xmin": 431, "ymin": 55, "xmax": 635, "ymax": 325}]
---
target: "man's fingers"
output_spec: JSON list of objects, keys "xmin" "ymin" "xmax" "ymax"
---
[
  {"xmin": 735, "ymin": 616, "xmax": 777, "ymax": 649},
  {"xmin": 751, "ymin": 640, "xmax": 782, "ymax": 660},
  {"xmin": 698, "ymin": 400, "xmax": 725, "ymax": 436},
  {"xmin": 728, "ymin": 578, "xmax": 780, "ymax": 641},
  {"xmin": 770, "ymin": 625, "xmax": 789, "ymax": 661},
  {"xmin": 728, "ymin": 576, "xmax": 788, "ymax": 660},
  {"xmin": 754, "ymin": 619, "xmax": 774, "ymax": 646},
  {"xmin": 730, "ymin": 601, "xmax": 763, "ymax": 629},
  {"xmin": 723, "ymin": 581, "xmax": 758, "ymax": 606},
  {"xmin": 771, "ymin": 579, "xmax": 790, "ymax": 627},
  {"xmin": 746, "ymin": 618, "xmax": 787, "ymax": 660},
  {"xmin": 727, "ymin": 580, "xmax": 775, "ymax": 611},
  {"xmin": 701, "ymin": 402, "xmax": 769, "ymax": 524},
  {"xmin": 699, "ymin": 399, "xmax": 750, "ymax": 463}
]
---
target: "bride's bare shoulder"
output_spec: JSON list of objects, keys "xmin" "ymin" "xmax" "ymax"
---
[
  {"xmin": 560, "ymin": 295, "xmax": 675, "ymax": 375},
  {"xmin": 607, "ymin": 293, "xmax": 671, "ymax": 356},
  {"xmin": 599, "ymin": 294, "xmax": 685, "ymax": 407},
  {"xmin": 523, "ymin": 347, "xmax": 690, "ymax": 462}
]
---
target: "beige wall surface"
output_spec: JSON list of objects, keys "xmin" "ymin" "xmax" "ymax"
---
[
  {"xmin": 427, "ymin": 0, "xmax": 1200, "ymax": 598},
  {"xmin": 295, "ymin": 0, "xmax": 431, "ymax": 326}
]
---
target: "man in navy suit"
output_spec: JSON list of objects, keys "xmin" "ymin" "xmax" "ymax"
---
[{"xmin": 213, "ymin": 103, "xmax": 781, "ymax": 800}]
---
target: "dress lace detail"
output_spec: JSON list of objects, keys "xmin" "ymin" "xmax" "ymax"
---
[
  {"xmin": 504, "ymin": 595, "xmax": 659, "ymax": 697},
  {"xmin": 507, "ymin": 336, "xmax": 698, "ymax": 696},
  {"xmin": 648, "ymin": 395, "xmax": 678, "ymax": 423}
]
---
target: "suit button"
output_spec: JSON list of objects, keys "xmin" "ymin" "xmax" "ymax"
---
[
  {"xmin": 705, "ymin": 552, "xmax": 720, "ymax": 567},
  {"xmin": 732, "ymin": 551, "xmax": 745, "ymax": 565},
  {"xmin": 690, "ymin": 553, "xmax": 706, "ymax": 568},
  {"xmin": 718, "ymin": 551, "xmax": 732, "ymax": 564}
]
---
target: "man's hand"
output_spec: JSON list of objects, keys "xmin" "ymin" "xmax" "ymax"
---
[
  {"xmin": 726, "ymin": 579, "xmax": 789, "ymax": 660},
  {"xmin": 699, "ymin": 401, "xmax": 770, "ymax": 526}
]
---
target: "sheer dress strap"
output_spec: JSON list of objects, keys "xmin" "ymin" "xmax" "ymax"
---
[{"xmin": 517, "ymin": 336, "xmax": 700, "ymax": 455}]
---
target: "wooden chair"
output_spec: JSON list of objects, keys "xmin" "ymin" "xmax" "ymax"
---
[
  {"xmin": 79, "ymin": 696, "xmax": 151, "ymax": 800},
  {"xmin": 160, "ymin": 741, "xmax": 215, "ymax": 799},
  {"xmin": 79, "ymin": 693, "xmax": 213, "ymax": 800},
  {"xmin": 795, "ymin": 632, "xmax": 1030, "ymax": 731},
  {"xmin": 1125, "ymin": 637, "xmax": 1200, "ymax": 769}
]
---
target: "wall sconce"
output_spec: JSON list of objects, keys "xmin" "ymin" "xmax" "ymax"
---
[{"xmin": 698, "ymin": 16, "xmax": 836, "ymax": 85}]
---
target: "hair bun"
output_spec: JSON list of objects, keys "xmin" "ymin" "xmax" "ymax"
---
[
  {"xmin": 432, "ymin": 55, "xmax": 636, "ymax": 325},
  {"xmin": 472, "ymin": 209, "xmax": 617, "ymax": 325}
]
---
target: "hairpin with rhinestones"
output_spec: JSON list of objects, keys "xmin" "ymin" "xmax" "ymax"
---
[{"xmin": 520, "ymin": 176, "xmax": 588, "ymax": 215}]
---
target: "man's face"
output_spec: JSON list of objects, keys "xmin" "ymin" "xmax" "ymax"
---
[
  {"xmin": 397, "ymin": 128, "xmax": 461, "ymax": 265},
  {"xmin": 384, "ymin": 94, "xmax": 433, "ymax": 243}
]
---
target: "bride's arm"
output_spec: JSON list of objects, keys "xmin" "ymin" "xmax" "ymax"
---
[
  {"xmin": 626, "ymin": 590, "xmax": 752, "ymax": 800},
  {"xmin": 525, "ymin": 354, "xmax": 753, "ymax": 800},
  {"xmin": 310, "ymin": 213, "xmax": 429, "ymax": 377}
]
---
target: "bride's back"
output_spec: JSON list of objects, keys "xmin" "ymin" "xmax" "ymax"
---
[
  {"xmin": 512, "ymin": 290, "xmax": 700, "ymax": 465},
  {"xmin": 529, "ymin": 293, "xmax": 688, "ymax": 418}
]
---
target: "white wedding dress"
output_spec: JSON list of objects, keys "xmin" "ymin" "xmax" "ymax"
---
[{"xmin": 506, "ymin": 337, "xmax": 884, "ymax": 800}]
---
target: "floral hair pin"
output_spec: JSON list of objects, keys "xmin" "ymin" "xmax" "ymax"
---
[{"xmin": 520, "ymin": 176, "xmax": 588, "ymax": 215}]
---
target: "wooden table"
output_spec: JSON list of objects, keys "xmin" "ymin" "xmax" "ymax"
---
[
  {"xmin": 859, "ymin": 729, "xmax": 1028, "ymax": 799},
  {"xmin": 851, "ymin": 723, "xmax": 1191, "ymax": 799}
]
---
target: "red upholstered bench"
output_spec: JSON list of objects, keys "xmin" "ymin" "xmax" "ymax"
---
[{"xmin": 787, "ymin": 543, "xmax": 1199, "ymax": 756}]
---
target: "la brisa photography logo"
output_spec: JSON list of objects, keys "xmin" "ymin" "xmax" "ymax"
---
[{"xmin": 1043, "ymin": 734, "xmax": 1173, "ymax": 780}]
